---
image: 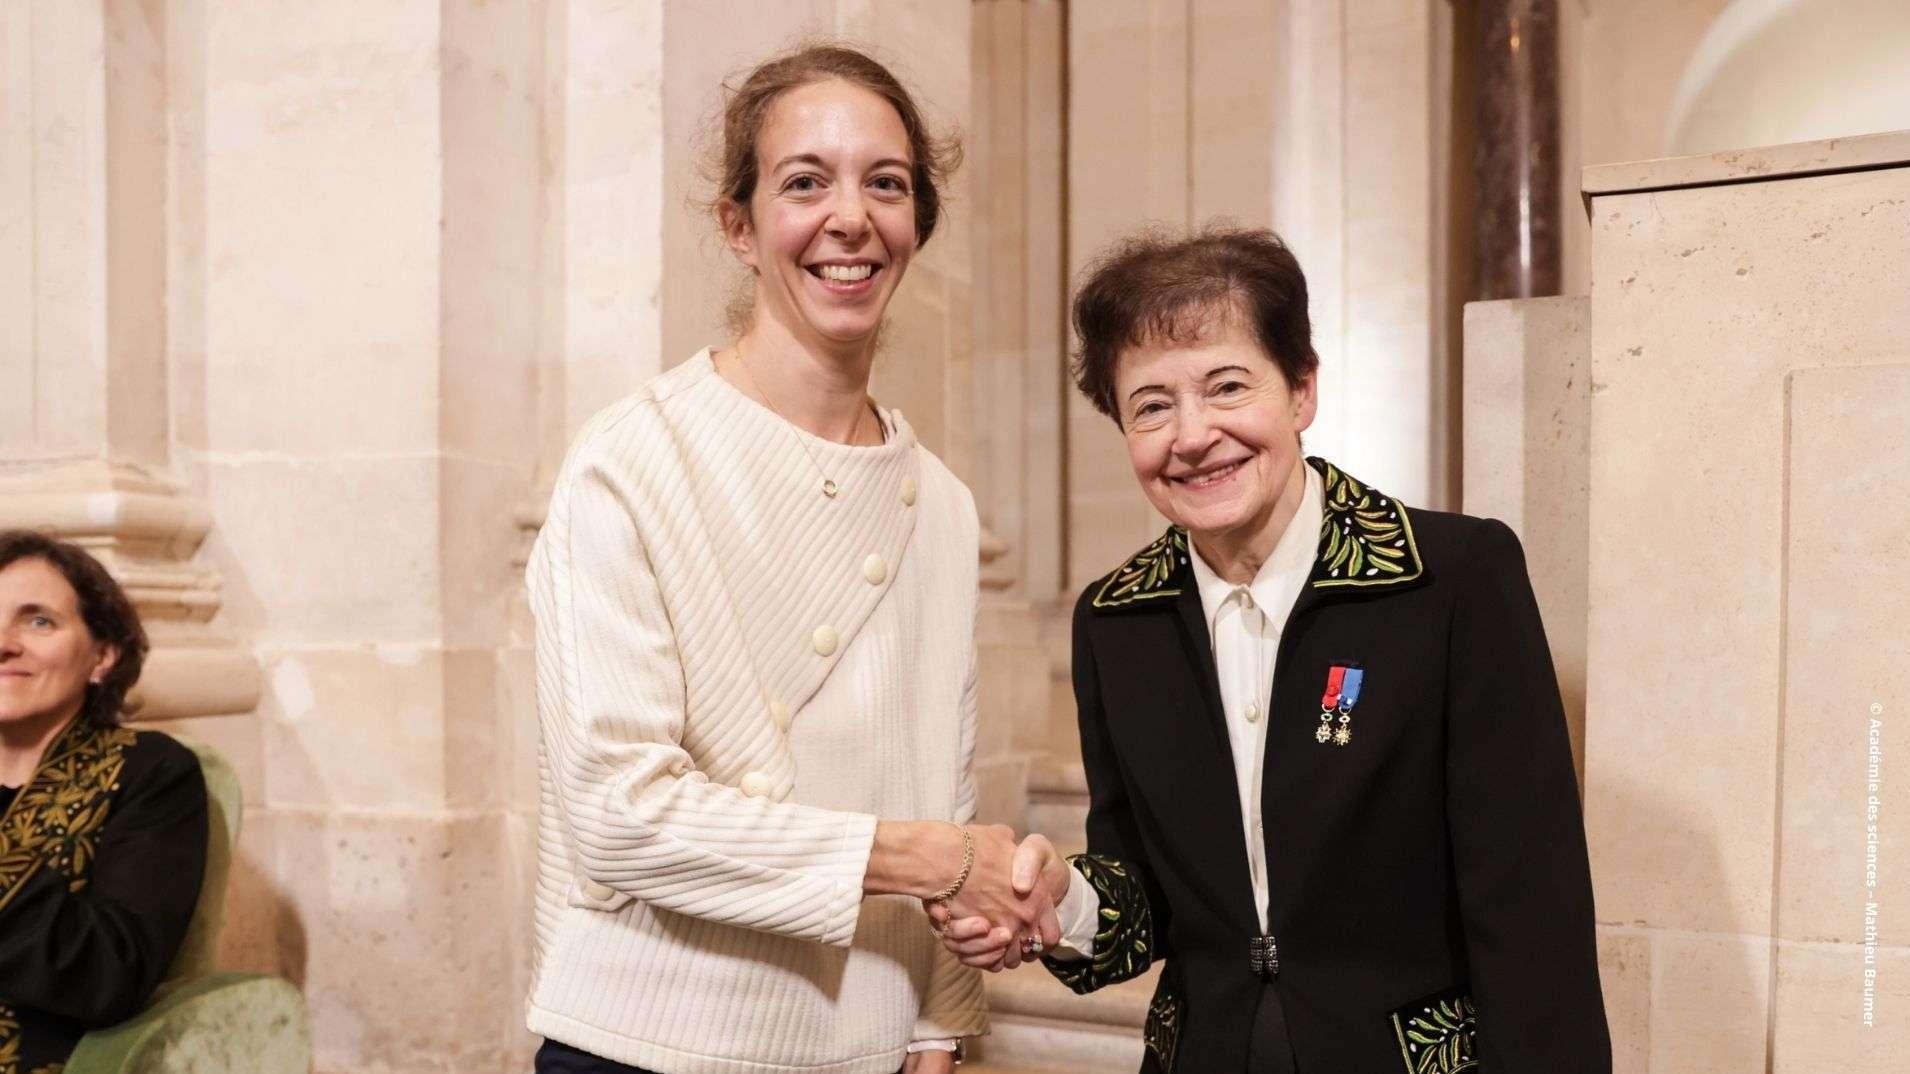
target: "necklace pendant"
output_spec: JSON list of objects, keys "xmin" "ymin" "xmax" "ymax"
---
[{"xmin": 822, "ymin": 478, "xmax": 839, "ymax": 498}]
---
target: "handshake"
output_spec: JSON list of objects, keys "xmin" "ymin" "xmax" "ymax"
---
[{"xmin": 924, "ymin": 826, "xmax": 1075, "ymax": 972}]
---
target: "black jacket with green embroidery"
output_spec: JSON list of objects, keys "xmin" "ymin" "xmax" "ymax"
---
[
  {"xmin": 1044, "ymin": 457, "xmax": 1609, "ymax": 1074},
  {"xmin": 0, "ymin": 723, "xmax": 207, "ymax": 1074}
]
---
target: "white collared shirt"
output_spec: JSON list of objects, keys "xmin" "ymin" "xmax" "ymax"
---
[{"xmin": 1055, "ymin": 463, "xmax": 1324, "ymax": 953}]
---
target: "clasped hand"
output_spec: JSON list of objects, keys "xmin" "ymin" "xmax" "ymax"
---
[{"xmin": 927, "ymin": 831, "xmax": 1072, "ymax": 972}]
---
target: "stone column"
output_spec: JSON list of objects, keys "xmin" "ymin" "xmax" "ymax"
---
[
  {"xmin": 171, "ymin": 1, "xmax": 544, "ymax": 1067},
  {"xmin": 1460, "ymin": 295, "xmax": 1591, "ymax": 785},
  {"xmin": 1467, "ymin": 0, "xmax": 1562, "ymax": 300},
  {"xmin": 0, "ymin": 0, "xmax": 260, "ymax": 726}
]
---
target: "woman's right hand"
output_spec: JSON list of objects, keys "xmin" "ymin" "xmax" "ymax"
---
[
  {"xmin": 929, "ymin": 832, "xmax": 1069, "ymax": 970},
  {"xmin": 866, "ymin": 820, "xmax": 1058, "ymax": 963},
  {"xmin": 936, "ymin": 825, "xmax": 1060, "ymax": 967}
]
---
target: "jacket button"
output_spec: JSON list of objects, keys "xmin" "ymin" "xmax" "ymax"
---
[
  {"xmin": 740, "ymin": 771, "xmax": 772, "ymax": 798},
  {"xmin": 769, "ymin": 700, "xmax": 792, "ymax": 732},
  {"xmin": 581, "ymin": 878, "xmax": 617, "ymax": 901},
  {"xmin": 863, "ymin": 553, "xmax": 887, "ymax": 585},
  {"xmin": 812, "ymin": 625, "xmax": 839, "ymax": 656},
  {"xmin": 900, "ymin": 477, "xmax": 917, "ymax": 506}
]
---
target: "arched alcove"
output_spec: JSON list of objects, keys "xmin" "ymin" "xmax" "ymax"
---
[{"xmin": 1665, "ymin": 0, "xmax": 1910, "ymax": 155}]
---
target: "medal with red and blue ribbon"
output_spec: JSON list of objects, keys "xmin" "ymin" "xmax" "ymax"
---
[{"xmin": 1315, "ymin": 664, "xmax": 1364, "ymax": 747}]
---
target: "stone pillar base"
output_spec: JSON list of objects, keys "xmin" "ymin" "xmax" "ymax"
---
[{"xmin": 0, "ymin": 459, "xmax": 260, "ymax": 720}]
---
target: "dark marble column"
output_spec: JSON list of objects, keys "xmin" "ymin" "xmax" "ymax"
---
[{"xmin": 1469, "ymin": 0, "xmax": 1561, "ymax": 299}]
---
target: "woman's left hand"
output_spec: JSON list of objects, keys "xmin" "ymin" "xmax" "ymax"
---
[{"xmin": 902, "ymin": 1048, "xmax": 956, "ymax": 1073}]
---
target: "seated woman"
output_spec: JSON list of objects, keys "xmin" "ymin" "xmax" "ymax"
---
[
  {"xmin": 935, "ymin": 228, "xmax": 1609, "ymax": 1072},
  {"xmin": 0, "ymin": 530, "xmax": 208, "ymax": 1074}
]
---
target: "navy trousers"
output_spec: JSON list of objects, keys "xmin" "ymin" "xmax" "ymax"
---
[{"xmin": 534, "ymin": 1039, "xmax": 659, "ymax": 1074}]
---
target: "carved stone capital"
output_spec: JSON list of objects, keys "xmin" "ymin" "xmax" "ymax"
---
[{"xmin": 0, "ymin": 459, "xmax": 261, "ymax": 721}]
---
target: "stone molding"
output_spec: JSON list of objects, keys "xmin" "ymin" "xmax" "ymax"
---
[
  {"xmin": 0, "ymin": 458, "xmax": 261, "ymax": 721},
  {"xmin": 979, "ymin": 524, "xmax": 1013, "ymax": 591}
]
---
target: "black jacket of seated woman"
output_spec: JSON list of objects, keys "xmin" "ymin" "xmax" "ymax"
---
[{"xmin": 0, "ymin": 531, "xmax": 209, "ymax": 1074}]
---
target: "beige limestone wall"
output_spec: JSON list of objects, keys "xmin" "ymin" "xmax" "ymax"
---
[
  {"xmin": 1559, "ymin": 0, "xmax": 1732, "ymax": 295},
  {"xmin": 966, "ymin": 1, "xmax": 1072, "ymax": 839},
  {"xmin": 970, "ymin": 0, "xmax": 1066, "ymax": 600},
  {"xmin": 1580, "ymin": 132, "xmax": 1910, "ymax": 1072},
  {"xmin": 1461, "ymin": 295, "xmax": 1591, "ymax": 785},
  {"xmin": 183, "ymin": 2, "xmax": 534, "ymax": 1069}
]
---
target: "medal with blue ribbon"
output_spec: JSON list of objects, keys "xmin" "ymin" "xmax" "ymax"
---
[{"xmin": 1315, "ymin": 664, "xmax": 1364, "ymax": 747}]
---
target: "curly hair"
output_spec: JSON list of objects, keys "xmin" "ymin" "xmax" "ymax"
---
[
  {"xmin": 1071, "ymin": 225, "xmax": 1320, "ymax": 426},
  {"xmin": 0, "ymin": 530, "xmax": 148, "ymax": 728}
]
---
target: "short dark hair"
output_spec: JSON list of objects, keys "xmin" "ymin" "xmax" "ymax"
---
[
  {"xmin": 0, "ymin": 530, "xmax": 148, "ymax": 728},
  {"xmin": 715, "ymin": 43, "xmax": 962, "ymax": 247},
  {"xmin": 1071, "ymin": 225, "xmax": 1320, "ymax": 424}
]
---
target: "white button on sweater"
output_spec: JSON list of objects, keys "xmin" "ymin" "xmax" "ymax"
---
[{"xmin": 526, "ymin": 350, "xmax": 986, "ymax": 1074}]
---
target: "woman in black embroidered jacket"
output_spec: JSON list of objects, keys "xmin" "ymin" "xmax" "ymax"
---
[
  {"xmin": 0, "ymin": 531, "xmax": 208, "ymax": 1074},
  {"xmin": 932, "ymin": 228, "xmax": 1610, "ymax": 1073}
]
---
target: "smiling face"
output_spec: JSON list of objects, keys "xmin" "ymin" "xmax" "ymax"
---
[
  {"xmin": 722, "ymin": 78, "xmax": 918, "ymax": 351},
  {"xmin": 0, "ymin": 557, "xmax": 116, "ymax": 737},
  {"xmin": 1114, "ymin": 312, "xmax": 1318, "ymax": 550}
]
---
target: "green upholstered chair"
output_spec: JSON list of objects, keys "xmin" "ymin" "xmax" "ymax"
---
[{"xmin": 64, "ymin": 737, "xmax": 311, "ymax": 1074}]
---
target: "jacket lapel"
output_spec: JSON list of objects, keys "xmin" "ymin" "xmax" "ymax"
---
[
  {"xmin": 1171, "ymin": 583, "xmax": 1232, "ymax": 766},
  {"xmin": 0, "ymin": 719, "xmax": 135, "ymax": 915},
  {"xmin": 1091, "ymin": 532, "xmax": 1258, "ymax": 931},
  {"xmin": 1088, "ymin": 457, "xmax": 1434, "ymax": 934}
]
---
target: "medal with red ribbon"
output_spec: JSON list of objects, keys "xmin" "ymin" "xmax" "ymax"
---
[{"xmin": 1315, "ymin": 664, "xmax": 1364, "ymax": 747}]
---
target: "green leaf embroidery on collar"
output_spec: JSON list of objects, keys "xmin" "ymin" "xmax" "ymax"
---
[
  {"xmin": 1091, "ymin": 527, "xmax": 1190, "ymax": 610},
  {"xmin": 1310, "ymin": 457, "xmax": 1425, "ymax": 589},
  {"xmin": 1088, "ymin": 458, "xmax": 1423, "ymax": 609}
]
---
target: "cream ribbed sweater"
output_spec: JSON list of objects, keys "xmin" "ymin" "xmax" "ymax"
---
[{"xmin": 525, "ymin": 350, "xmax": 987, "ymax": 1074}]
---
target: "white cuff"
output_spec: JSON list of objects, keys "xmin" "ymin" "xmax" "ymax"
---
[
  {"xmin": 1050, "ymin": 862, "xmax": 1099, "ymax": 961},
  {"xmin": 907, "ymin": 1038, "xmax": 960, "ymax": 1053}
]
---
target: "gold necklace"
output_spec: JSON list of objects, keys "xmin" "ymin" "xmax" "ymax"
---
[{"xmin": 730, "ymin": 342, "xmax": 875, "ymax": 499}]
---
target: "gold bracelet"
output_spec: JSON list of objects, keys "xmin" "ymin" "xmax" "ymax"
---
[{"xmin": 927, "ymin": 824, "xmax": 974, "ymax": 905}]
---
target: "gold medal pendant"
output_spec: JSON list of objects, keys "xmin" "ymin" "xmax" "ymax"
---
[
  {"xmin": 1333, "ymin": 713, "xmax": 1352, "ymax": 747},
  {"xmin": 1316, "ymin": 710, "xmax": 1334, "ymax": 743}
]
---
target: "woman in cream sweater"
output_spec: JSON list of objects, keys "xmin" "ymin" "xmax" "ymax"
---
[{"xmin": 524, "ymin": 45, "xmax": 1058, "ymax": 1074}]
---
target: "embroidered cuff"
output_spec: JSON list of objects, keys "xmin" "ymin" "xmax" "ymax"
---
[
  {"xmin": 1041, "ymin": 853, "xmax": 1155, "ymax": 994},
  {"xmin": 1049, "ymin": 862, "xmax": 1100, "ymax": 961}
]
